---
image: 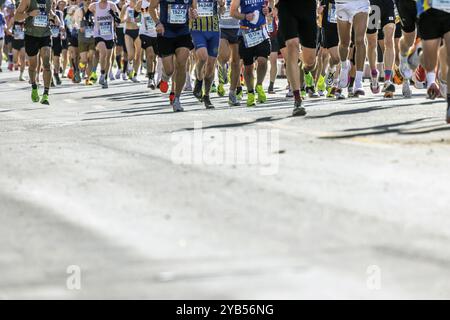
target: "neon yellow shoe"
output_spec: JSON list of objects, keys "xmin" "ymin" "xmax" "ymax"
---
[
  {"xmin": 256, "ymin": 84, "xmax": 267, "ymax": 103},
  {"xmin": 217, "ymin": 83, "xmax": 226, "ymax": 97},
  {"xmin": 247, "ymin": 92, "xmax": 256, "ymax": 107},
  {"xmin": 318, "ymin": 75, "xmax": 326, "ymax": 92},
  {"xmin": 89, "ymin": 72, "xmax": 98, "ymax": 83},
  {"xmin": 40, "ymin": 94, "xmax": 49, "ymax": 105},
  {"xmin": 237, "ymin": 88, "xmax": 243, "ymax": 101},
  {"xmin": 31, "ymin": 88, "xmax": 40, "ymax": 102}
]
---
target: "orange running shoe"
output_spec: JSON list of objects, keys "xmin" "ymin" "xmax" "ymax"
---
[
  {"xmin": 393, "ymin": 65, "xmax": 404, "ymax": 85},
  {"xmin": 67, "ymin": 68, "xmax": 74, "ymax": 80}
]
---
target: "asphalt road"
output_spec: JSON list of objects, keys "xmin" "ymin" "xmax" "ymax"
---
[{"xmin": 1, "ymin": 69, "xmax": 450, "ymax": 299}]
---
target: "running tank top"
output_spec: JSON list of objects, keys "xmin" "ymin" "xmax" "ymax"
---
[
  {"xmin": 94, "ymin": 1, "xmax": 114, "ymax": 40},
  {"xmin": 25, "ymin": 0, "xmax": 52, "ymax": 38},
  {"xmin": 13, "ymin": 20, "xmax": 26, "ymax": 40},
  {"xmin": 219, "ymin": 0, "xmax": 240, "ymax": 29},
  {"xmin": 239, "ymin": 0, "xmax": 266, "ymax": 29},
  {"xmin": 139, "ymin": 0, "xmax": 157, "ymax": 37}
]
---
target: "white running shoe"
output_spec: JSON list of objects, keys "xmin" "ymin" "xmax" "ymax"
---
[
  {"xmin": 122, "ymin": 72, "xmax": 128, "ymax": 81},
  {"xmin": 131, "ymin": 76, "xmax": 140, "ymax": 83},
  {"xmin": 338, "ymin": 60, "xmax": 350, "ymax": 88},
  {"xmin": 400, "ymin": 55, "xmax": 413, "ymax": 80},
  {"xmin": 115, "ymin": 69, "xmax": 122, "ymax": 80},
  {"xmin": 402, "ymin": 81, "xmax": 412, "ymax": 98}
]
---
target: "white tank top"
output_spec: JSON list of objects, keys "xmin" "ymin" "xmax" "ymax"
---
[
  {"xmin": 94, "ymin": 1, "xmax": 114, "ymax": 40},
  {"xmin": 139, "ymin": 0, "xmax": 156, "ymax": 37}
]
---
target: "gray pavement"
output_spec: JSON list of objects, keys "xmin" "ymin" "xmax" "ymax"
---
[{"xmin": 1, "ymin": 70, "xmax": 450, "ymax": 299}]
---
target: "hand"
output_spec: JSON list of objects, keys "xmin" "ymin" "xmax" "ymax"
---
[
  {"xmin": 245, "ymin": 12, "xmax": 254, "ymax": 22},
  {"xmin": 155, "ymin": 22, "xmax": 164, "ymax": 35},
  {"xmin": 189, "ymin": 8, "xmax": 198, "ymax": 19},
  {"xmin": 29, "ymin": 9, "xmax": 41, "ymax": 17}
]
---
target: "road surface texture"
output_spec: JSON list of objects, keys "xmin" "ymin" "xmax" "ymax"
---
[{"xmin": 1, "ymin": 70, "xmax": 450, "ymax": 299}]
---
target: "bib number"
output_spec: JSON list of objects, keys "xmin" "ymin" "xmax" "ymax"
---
[
  {"xmin": 243, "ymin": 28, "xmax": 266, "ymax": 48},
  {"xmin": 328, "ymin": 4, "xmax": 337, "ymax": 23},
  {"xmin": 128, "ymin": 8, "xmax": 135, "ymax": 22},
  {"xmin": 14, "ymin": 26, "xmax": 25, "ymax": 40},
  {"xmin": 267, "ymin": 22, "xmax": 273, "ymax": 33},
  {"xmin": 33, "ymin": 14, "xmax": 48, "ymax": 28},
  {"xmin": 197, "ymin": 1, "xmax": 214, "ymax": 17},
  {"xmin": 51, "ymin": 26, "xmax": 60, "ymax": 37},
  {"xmin": 99, "ymin": 21, "xmax": 112, "ymax": 36},
  {"xmin": 431, "ymin": 0, "xmax": 450, "ymax": 12},
  {"xmin": 168, "ymin": 4, "xmax": 187, "ymax": 24},
  {"xmin": 144, "ymin": 15, "xmax": 155, "ymax": 30},
  {"xmin": 85, "ymin": 26, "xmax": 94, "ymax": 38}
]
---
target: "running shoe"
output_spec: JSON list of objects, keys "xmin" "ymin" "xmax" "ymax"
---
[
  {"xmin": 305, "ymin": 71, "xmax": 314, "ymax": 88},
  {"xmin": 54, "ymin": 73, "xmax": 62, "ymax": 85},
  {"xmin": 286, "ymin": 87, "xmax": 293, "ymax": 98},
  {"xmin": 122, "ymin": 72, "xmax": 128, "ymax": 81},
  {"xmin": 440, "ymin": 82, "xmax": 447, "ymax": 98},
  {"xmin": 31, "ymin": 88, "xmax": 40, "ymax": 102},
  {"xmin": 85, "ymin": 79, "xmax": 94, "ymax": 86},
  {"xmin": 99, "ymin": 74, "xmax": 105, "ymax": 85},
  {"xmin": 338, "ymin": 60, "xmax": 350, "ymax": 88},
  {"xmin": 90, "ymin": 72, "xmax": 98, "ymax": 83},
  {"xmin": 256, "ymin": 84, "xmax": 267, "ymax": 103},
  {"xmin": 292, "ymin": 100, "xmax": 306, "ymax": 117},
  {"xmin": 40, "ymin": 94, "xmax": 49, "ymax": 105},
  {"xmin": 148, "ymin": 78, "xmax": 156, "ymax": 89},
  {"xmin": 317, "ymin": 75, "xmax": 326, "ymax": 96},
  {"xmin": 400, "ymin": 55, "xmax": 413, "ymax": 80},
  {"xmin": 427, "ymin": 82, "xmax": 441, "ymax": 100},
  {"xmin": 383, "ymin": 81, "xmax": 395, "ymax": 98},
  {"xmin": 172, "ymin": 97, "xmax": 184, "ymax": 112},
  {"xmin": 402, "ymin": 82, "xmax": 412, "ymax": 98},
  {"xmin": 169, "ymin": 92, "xmax": 175, "ymax": 105},
  {"xmin": 228, "ymin": 92, "xmax": 240, "ymax": 107},
  {"xmin": 236, "ymin": 87, "xmax": 243, "ymax": 100},
  {"xmin": 8, "ymin": 62, "xmax": 13, "ymax": 71},
  {"xmin": 326, "ymin": 71, "xmax": 335, "ymax": 87},
  {"xmin": 193, "ymin": 79, "xmax": 203, "ymax": 101},
  {"xmin": 217, "ymin": 83, "xmax": 226, "ymax": 97},
  {"xmin": 370, "ymin": 73, "xmax": 380, "ymax": 94},
  {"xmin": 131, "ymin": 76, "xmax": 140, "ymax": 83},
  {"xmin": 353, "ymin": 86, "xmax": 365, "ymax": 97},
  {"xmin": 210, "ymin": 82, "xmax": 217, "ymax": 93},
  {"xmin": 393, "ymin": 65, "xmax": 404, "ymax": 85},
  {"xmin": 184, "ymin": 79, "xmax": 193, "ymax": 91},
  {"xmin": 102, "ymin": 80, "xmax": 108, "ymax": 89},
  {"xmin": 19, "ymin": 72, "xmax": 26, "ymax": 82},
  {"xmin": 268, "ymin": 83, "xmax": 275, "ymax": 94},
  {"xmin": 247, "ymin": 92, "xmax": 256, "ymax": 107},
  {"xmin": 115, "ymin": 69, "xmax": 122, "ymax": 79},
  {"xmin": 67, "ymin": 68, "xmax": 74, "ymax": 80},
  {"xmin": 159, "ymin": 80, "xmax": 169, "ymax": 93},
  {"xmin": 203, "ymin": 95, "xmax": 215, "ymax": 109},
  {"xmin": 109, "ymin": 71, "xmax": 115, "ymax": 81},
  {"xmin": 414, "ymin": 65, "xmax": 426, "ymax": 89}
]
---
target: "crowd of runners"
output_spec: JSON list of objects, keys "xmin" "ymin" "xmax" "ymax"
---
[{"xmin": 0, "ymin": 0, "xmax": 449, "ymax": 122}]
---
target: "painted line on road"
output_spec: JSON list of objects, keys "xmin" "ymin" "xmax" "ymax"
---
[
  {"xmin": 63, "ymin": 99, "xmax": 77, "ymax": 104},
  {"xmin": 92, "ymin": 105, "xmax": 106, "ymax": 110}
]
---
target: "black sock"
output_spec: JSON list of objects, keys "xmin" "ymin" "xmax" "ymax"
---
[
  {"xmin": 149, "ymin": 72, "xmax": 154, "ymax": 80},
  {"xmin": 32, "ymin": 84, "xmax": 37, "ymax": 90},
  {"xmin": 447, "ymin": 94, "xmax": 450, "ymax": 107},
  {"xmin": 349, "ymin": 77, "xmax": 355, "ymax": 87},
  {"xmin": 115, "ymin": 55, "xmax": 122, "ymax": 69},
  {"xmin": 269, "ymin": 81, "xmax": 274, "ymax": 88},
  {"xmin": 248, "ymin": 89, "xmax": 254, "ymax": 94},
  {"xmin": 123, "ymin": 60, "xmax": 128, "ymax": 73},
  {"xmin": 44, "ymin": 88, "xmax": 49, "ymax": 95},
  {"xmin": 101, "ymin": 70, "xmax": 105, "ymax": 75}
]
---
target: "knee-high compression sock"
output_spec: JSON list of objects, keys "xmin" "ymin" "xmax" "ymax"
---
[{"xmin": 116, "ymin": 54, "xmax": 122, "ymax": 69}]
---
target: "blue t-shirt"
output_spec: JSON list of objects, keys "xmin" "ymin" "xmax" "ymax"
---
[
  {"xmin": 239, "ymin": 0, "xmax": 266, "ymax": 29},
  {"xmin": 160, "ymin": 0, "xmax": 193, "ymax": 38}
]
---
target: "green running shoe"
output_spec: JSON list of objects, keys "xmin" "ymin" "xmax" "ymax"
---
[
  {"xmin": 210, "ymin": 82, "xmax": 217, "ymax": 93},
  {"xmin": 40, "ymin": 94, "xmax": 49, "ymax": 105},
  {"xmin": 31, "ymin": 88, "xmax": 40, "ymax": 102},
  {"xmin": 217, "ymin": 83, "xmax": 226, "ymax": 97},
  {"xmin": 89, "ymin": 72, "xmax": 98, "ymax": 83},
  {"xmin": 317, "ymin": 74, "xmax": 326, "ymax": 92},
  {"xmin": 255, "ymin": 84, "xmax": 267, "ymax": 103},
  {"xmin": 247, "ymin": 92, "xmax": 256, "ymax": 107},
  {"xmin": 305, "ymin": 71, "xmax": 314, "ymax": 88}
]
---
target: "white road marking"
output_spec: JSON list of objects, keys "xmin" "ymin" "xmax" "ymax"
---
[{"xmin": 63, "ymin": 99, "xmax": 77, "ymax": 104}]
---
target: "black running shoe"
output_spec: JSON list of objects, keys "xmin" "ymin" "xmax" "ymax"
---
[
  {"xmin": 292, "ymin": 100, "xmax": 306, "ymax": 117},
  {"xmin": 203, "ymin": 95, "xmax": 215, "ymax": 109},
  {"xmin": 193, "ymin": 79, "xmax": 203, "ymax": 101}
]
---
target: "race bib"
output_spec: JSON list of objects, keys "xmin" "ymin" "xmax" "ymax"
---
[
  {"xmin": 242, "ymin": 27, "xmax": 266, "ymax": 48},
  {"xmin": 328, "ymin": 3, "xmax": 337, "ymax": 23},
  {"xmin": 51, "ymin": 26, "xmax": 60, "ymax": 37},
  {"xmin": 431, "ymin": 0, "xmax": 450, "ymax": 12},
  {"xmin": 99, "ymin": 21, "xmax": 112, "ymax": 36},
  {"xmin": 85, "ymin": 26, "xmax": 94, "ymax": 38},
  {"xmin": 197, "ymin": 0, "xmax": 214, "ymax": 17},
  {"xmin": 144, "ymin": 15, "xmax": 155, "ymax": 30},
  {"xmin": 168, "ymin": 4, "xmax": 187, "ymax": 24},
  {"xmin": 267, "ymin": 21, "xmax": 273, "ymax": 33},
  {"xmin": 128, "ymin": 8, "xmax": 135, "ymax": 22},
  {"xmin": 14, "ymin": 26, "xmax": 25, "ymax": 40},
  {"xmin": 33, "ymin": 13, "xmax": 48, "ymax": 27}
]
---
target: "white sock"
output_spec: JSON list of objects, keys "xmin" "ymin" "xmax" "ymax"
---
[{"xmin": 426, "ymin": 72, "xmax": 436, "ymax": 88}]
